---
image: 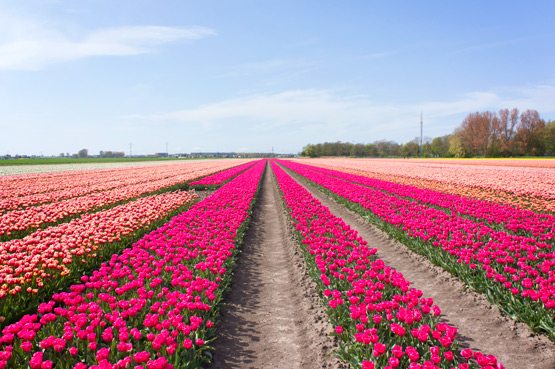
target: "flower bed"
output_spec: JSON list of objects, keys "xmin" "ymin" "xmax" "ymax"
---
[
  {"xmin": 0, "ymin": 160, "xmax": 252, "ymax": 212},
  {"xmin": 0, "ymin": 161, "xmax": 258, "ymax": 242},
  {"xmin": 0, "ymin": 160, "xmax": 265, "ymax": 369},
  {"xmin": 0, "ymin": 190, "xmax": 198, "ymax": 325},
  {"xmin": 292, "ymin": 162, "xmax": 555, "ymax": 243},
  {"xmin": 189, "ymin": 160, "xmax": 259, "ymax": 190},
  {"xmin": 271, "ymin": 160, "xmax": 501, "ymax": 369},
  {"xmin": 278, "ymin": 159, "xmax": 555, "ymax": 340},
  {"xmin": 294, "ymin": 159, "xmax": 555, "ymax": 213},
  {"xmin": 0, "ymin": 172, "xmax": 194, "ymax": 242},
  {"xmin": 294, "ymin": 158, "xmax": 555, "ymax": 202}
]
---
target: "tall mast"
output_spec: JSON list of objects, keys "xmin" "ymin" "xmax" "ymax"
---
[{"xmin": 420, "ymin": 111, "xmax": 423, "ymax": 155}]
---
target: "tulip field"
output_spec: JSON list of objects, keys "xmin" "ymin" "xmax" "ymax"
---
[
  {"xmin": 0, "ymin": 160, "xmax": 254, "ymax": 241},
  {"xmin": 0, "ymin": 159, "xmax": 265, "ymax": 369},
  {"xmin": 272, "ymin": 161, "xmax": 499, "ymax": 369},
  {"xmin": 293, "ymin": 158, "xmax": 555, "ymax": 213},
  {"xmin": 188, "ymin": 161, "xmax": 259, "ymax": 190},
  {"xmin": 1, "ymin": 157, "xmax": 554, "ymax": 368},
  {"xmin": 277, "ymin": 159, "xmax": 555, "ymax": 342}
]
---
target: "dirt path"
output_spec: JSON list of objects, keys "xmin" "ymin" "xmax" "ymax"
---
[
  {"xmin": 207, "ymin": 164, "xmax": 343, "ymax": 369},
  {"xmin": 284, "ymin": 166, "xmax": 555, "ymax": 369}
]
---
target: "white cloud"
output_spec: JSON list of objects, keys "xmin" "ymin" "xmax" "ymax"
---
[
  {"xmin": 0, "ymin": 13, "xmax": 215, "ymax": 70},
  {"xmin": 126, "ymin": 84, "xmax": 555, "ymax": 142},
  {"xmin": 418, "ymin": 85, "xmax": 555, "ymax": 119}
]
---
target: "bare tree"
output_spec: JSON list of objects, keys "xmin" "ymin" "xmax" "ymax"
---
[
  {"xmin": 517, "ymin": 110, "xmax": 545, "ymax": 155},
  {"xmin": 495, "ymin": 108, "xmax": 520, "ymax": 156},
  {"xmin": 460, "ymin": 111, "xmax": 497, "ymax": 156}
]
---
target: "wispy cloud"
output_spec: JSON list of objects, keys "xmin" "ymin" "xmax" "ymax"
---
[
  {"xmin": 126, "ymin": 84, "xmax": 555, "ymax": 142},
  {"xmin": 0, "ymin": 13, "xmax": 215, "ymax": 70},
  {"xmin": 126, "ymin": 89, "xmax": 386, "ymax": 125}
]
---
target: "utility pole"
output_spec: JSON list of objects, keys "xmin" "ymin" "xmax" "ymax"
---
[
  {"xmin": 129, "ymin": 143, "xmax": 132, "ymax": 157},
  {"xmin": 420, "ymin": 111, "xmax": 423, "ymax": 156},
  {"xmin": 272, "ymin": 146, "xmax": 274, "ymax": 157},
  {"xmin": 166, "ymin": 141, "xmax": 168, "ymax": 156}
]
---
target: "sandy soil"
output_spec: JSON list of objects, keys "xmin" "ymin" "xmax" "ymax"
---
[
  {"xmin": 207, "ymin": 163, "xmax": 344, "ymax": 369},
  {"xmin": 284, "ymin": 165, "xmax": 555, "ymax": 369}
]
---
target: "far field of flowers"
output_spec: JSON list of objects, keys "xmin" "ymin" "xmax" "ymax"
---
[{"xmin": 296, "ymin": 158, "xmax": 555, "ymax": 213}]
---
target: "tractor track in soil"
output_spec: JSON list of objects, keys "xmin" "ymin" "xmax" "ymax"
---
[
  {"xmin": 207, "ymin": 163, "xmax": 344, "ymax": 369},
  {"xmin": 282, "ymin": 164, "xmax": 555, "ymax": 369}
]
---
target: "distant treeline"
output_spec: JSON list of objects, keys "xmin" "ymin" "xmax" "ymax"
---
[
  {"xmin": 301, "ymin": 108, "xmax": 555, "ymax": 158},
  {"xmin": 99, "ymin": 150, "xmax": 125, "ymax": 158}
]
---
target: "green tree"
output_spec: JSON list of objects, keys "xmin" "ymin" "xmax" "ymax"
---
[
  {"xmin": 366, "ymin": 144, "xmax": 378, "ymax": 157},
  {"xmin": 430, "ymin": 136, "xmax": 450, "ymax": 157},
  {"xmin": 401, "ymin": 141, "xmax": 420, "ymax": 157},
  {"xmin": 544, "ymin": 120, "xmax": 555, "ymax": 156},
  {"xmin": 301, "ymin": 144, "xmax": 318, "ymax": 157},
  {"xmin": 447, "ymin": 132, "xmax": 467, "ymax": 158},
  {"xmin": 350, "ymin": 143, "xmax": 367, "ymax": 157}
]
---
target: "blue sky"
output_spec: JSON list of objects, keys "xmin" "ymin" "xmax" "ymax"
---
[{"xmin": 1, "ymin": 0, "xmax": 554, "ymax": 155}]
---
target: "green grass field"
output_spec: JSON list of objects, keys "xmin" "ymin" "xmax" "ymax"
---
[{"xmin": 0, "ymin": 157, "xmax": 194, "ymax": 166}]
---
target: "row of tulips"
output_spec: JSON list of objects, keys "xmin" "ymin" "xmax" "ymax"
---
[
  {"xmin": 0, "ymin": 160, "xmax": 251, "ymax": 213},
  {"xmin": 0, "ymin": 190, "xmax": 199, "ymax": 326},
  {"xmin": 0, "ymin": 163, "xmax": 253, "ymax": 242},
  {"xmin": 0, "ymin": 167, "xmax": 130, "ymax": 198},
  {"xmin": 296, "ymin": 162, "xmax": 555, "ymax": 243},
  {"xmin": 296, "ymin": 160, "xmax": 555, "ymax": 214},
  {"xmin": 0, "ymin": 164, "xmax": 176, "ymax": 199},
  {"xmin": 278, "ymin": 160, "xmax": 555, "ymax": 340},
  {"xmin": 0, "ymin": 159, "xmax": 265, "ymax": 369},
  {"xmin": 0, "ymin": 166, "xmax": 175, "ymax": 212},
  {"xmin": 270, "ymin": 160, "xmax": 501, "ymax": 369},
  {"xmin": 294, "ymin": 158, "xmax": 555, "ymax": 202},
  {"xmin": 189, "ymin": 160, "xmax": 260, "ymax": 189}
]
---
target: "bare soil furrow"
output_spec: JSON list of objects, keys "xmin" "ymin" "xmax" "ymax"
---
[{"xmin": 208, "ymin": 163, "xmax": 342, "ymax": 369}]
